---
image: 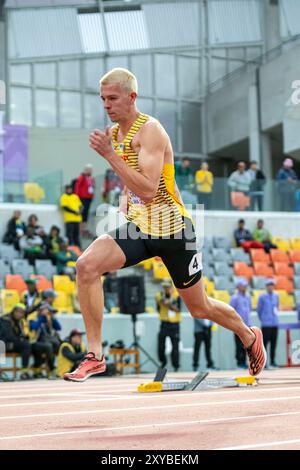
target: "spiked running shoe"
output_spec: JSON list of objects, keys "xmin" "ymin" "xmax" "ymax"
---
[
  {"xmin": 246, "ymin": 327, "xmax": 267, "ymax": 376},
  {"xmin": 64, "ymin": 352, "xmax": 106, "ymax": 382}
]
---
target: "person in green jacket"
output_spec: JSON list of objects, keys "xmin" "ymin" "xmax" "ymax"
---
[
  {"xmin": 252, "ymin": 219, "xmax": 277, "ymax": 253},
  {"xmin": 55, "ymin": 237, "xmax": 78, "ymax": 278}
]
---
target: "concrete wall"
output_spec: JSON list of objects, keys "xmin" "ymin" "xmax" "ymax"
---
[{"xmin": 28, "ymin": 128, "xmax": 110, "ymax": 184}]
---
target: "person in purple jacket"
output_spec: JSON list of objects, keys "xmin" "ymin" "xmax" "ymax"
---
[
  {"xmin": 257, "ymin": 279, "xmax": 279, "ymax": 368},
  {"xmin": 230, "ymin": 278, "xmax": 252, "ymax": 369}
]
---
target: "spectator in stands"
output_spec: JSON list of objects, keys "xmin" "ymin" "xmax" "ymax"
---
[
  {"xmin": 45, "ymin": 225, "xmax": 63, "ymax": 264},
  {"xmin": 60, "ymin": 185, "xmax": 82, "ymax": 247},
  {"xmin": 27, "ymin": 214, "xmax": 46, "ymax": 241},
  {"xmin": 195, "ymin": 161, "xmax": 214, "ymax": 209},
  {"xmin": 234, "ymin": 219, "xmax": 264, "ymax": 253},
  {"xmin": 257, "ymin": 279, "xmax": 279, "ymax": 368},
  {"xmin": 55, "ymin": 237, "xmax": 78, "ymax": 278},
  {"xmin": 2, "ymin": 210, "xmax": 26, "ymax": 250},
  {"xmin": 102, "ymin": 169, "xmax": 123, "ymax": 206},
  {"xmin": 103, "ymin": 271, "xmax": 119, "ymax": 312},
  {"xmin": 192, "ymin": 318, "xmax": 215, "ymax": 371},
  {"xmin": 156, "ymin": 280, "xmax": 181, "ymax": 372},
  {"xmin": 19, "ymin": 226, "xmax": 46, "ymax": 265},
  {"xmin": 230, "ymin": 279, "xmax": 252, "ymax": 369},
  {"xmin": 175, "ymin": 157, "xmax": 193, "ymax": 191},
  {"xmin": 22, "ymin": 279, "xmax": 41, "ymax": 316},
  {"xmin": 228, "ymin": 162, "xmax": 251, "ymax": 210},
  {"xmin": 27, "ymin": 302, "xmax": 62, "ymax": 378},
  {"xmin": 56, "ymin": 329, "xmax": 86, "ymax": 379},
  {"xmin": 276, "ymin": 158, "xmax": 298, "ymax": 211},
  {"xmin": 75, "ymin": 164, "xmax": 95, "ymax": 236},
  {"xmin": 0, "ymin": 303, "xmax": 32, "ymax": 380},
  {"xmin": 252, "ymin": 219, "xmax": 277, "ymax": 253},
  {"xmin": 247, "ymin": 161, "xmax": 266, "ymax": 211},
  {"xmin": 41, "ymin": 289, "xmax": 57, "ymax": 307}
]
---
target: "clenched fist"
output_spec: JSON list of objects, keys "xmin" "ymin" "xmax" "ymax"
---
[{"xmin": 89, "ymin": 126, "xmax": 115, "ymax": 159}]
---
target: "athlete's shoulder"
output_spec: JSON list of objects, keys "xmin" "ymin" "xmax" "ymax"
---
[{"xmin": 140, "ymin": 115, "xmax": 168, "ymax": 139}]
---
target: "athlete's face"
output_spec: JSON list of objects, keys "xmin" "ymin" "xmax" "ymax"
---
[{"xmin": 100, "ymin": 83, "xmax": 137, "ymax": 122}]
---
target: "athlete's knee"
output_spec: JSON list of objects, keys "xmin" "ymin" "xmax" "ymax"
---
[
  {"xmin": 76, "ymin": 235, "xmax": 113, "ymax": 281},
  {"xmin": 76, "ymin": 253, "xmax": 99, "ymax": 281}
]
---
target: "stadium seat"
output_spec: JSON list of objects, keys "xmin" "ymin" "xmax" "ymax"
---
[
  {"xmin": 270, "ymin": 249, "xmax": 290, "ymax": 264},
  {"xmin": 290, "ymin": 238, "xmax": 300, "ymax": 250},
  {"xmin": 273, "ymin": 262, "xmax": 294, "ymax": 278},
  {"xmin": 213, "ymin": 276, "xmax": 235, "ymax": 293},
  {"xmin": 294, "ymin": 290, "xmax": 300, "ymax": 305},
  {"xmin": 53, "ymin": 291, "xmax": 73, "ymax": 313},
  {"xmin": 289, "ymin": 251, "xmax": 300, "ymax": 264},
  {"xmin": 212, "ymin": 290, "xmax": 231, "ymax": 304},
  {"xmin": 5, "ymin": 275, "xmax": 27, "ymax": 295},
  {"xmin": 212, "ymin": 249, "xmax": 232, "ymax": 263},
  {"xmin": 24, "ymin": 182, "xmax": 45, "ymax": 203},
  {"xmin": 202, "ymin": 264, "xmax": 214, "ymax": 281},
  {"xmin": 250, "ymin": 249, "xmax": 270, "ymax": 264},
  {"xmin": 273, "ymin": 276, "xmax": 294, "ymax": 294},
  {"xmin": 275, "ymin": 290, "xmax": 295, "ymax": 311},
  {"xmin": 214, "ymin": 262, "xmax": 233, "ymax": 276},
  {"xmin": 233, "ymin": 262, "xmax": 254, "ymax": 281},
  {"xmin": 12, "ymin": 259, "xmax": 34, "ymax": 278},
  {"xmin": 35, "ymin": 260, "xmax": 56, "ymax": 280},
  {"xmin": 0, "ymin": 260, "xmax": 11, "ymax": 287},
  {"xmin": 271, "ymin": 237, "xmax": 291, "ymax": 252},
  {"xmin": 253, "ymin": 262, "xmax": 274, "ymax": 277},
  {"xmin": 30, "ymin": 275, "xmax": 53, "ymax": 292},
  {"xmin": 294, "ymin": 276, "xmax": 300, "ymax": 290},
  {"xmin": 251, "ymin": 290, "xmax": 265, "ymax": 309},
  {"xmin": 53, "ymin": 275, "xmax": 76, "ymax": 294},
  {"xmin": 230, "ymin": 248, "xmax": 251, "ymax": 265},
  {"xmin": 0, "ymin": 244, "xmax": 20, "ymax": 264},
  {"xmin": 294, "ymin": 263, "xmax": 300, "ymax": 275},
  {"xmin": 0, "ymin": 289, "xmax": 20, "ymax": 314},
  {"xmin": 203, "ymin": 237, "xmax": 213, "ymax": 251},
  {"xmin": 213, "ymin": 237, "xmax": 232, "ymax": 251},
  {"xmin": 153, "ymin": 258, "xmax": 171, "ymax": 280},
  {"xmin": 252, "ymin": 276, "xmax": 268, "ymax": 290},
  {"xmin": 202, "ymin": 277, "xmax": 215, "ymax": 296}
]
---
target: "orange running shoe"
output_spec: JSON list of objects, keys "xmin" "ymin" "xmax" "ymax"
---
[
  {"xmin": 64, "ymin": 352, "xmax": 106, "ymax": 382},
  {"xmin": 246, "ymin": 327, "xmax": 267, "ymax": 376}
]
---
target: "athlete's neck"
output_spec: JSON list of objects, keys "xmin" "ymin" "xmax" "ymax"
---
[{"xmin": 117, "ymin": 109, "xmax": 140, "ymax": 137}]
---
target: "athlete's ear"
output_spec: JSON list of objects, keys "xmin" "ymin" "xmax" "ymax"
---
[{"xmin": 105, "ymin": 126, "xmax": 112, "ymax": 141}]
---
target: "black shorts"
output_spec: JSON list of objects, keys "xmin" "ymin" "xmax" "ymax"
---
[{"xmin": 108, "ymin": 217, "xmax": 202, "ymax": 289}]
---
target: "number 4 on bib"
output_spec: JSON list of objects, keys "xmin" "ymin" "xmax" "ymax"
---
[{"xmin": 189, "ymin": 253, "xmax": 202, "ymax": 276}]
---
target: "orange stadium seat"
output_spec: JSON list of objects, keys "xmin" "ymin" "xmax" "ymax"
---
[
  {"xmin": 253, "ymin": 262, "xmax": 274, "ymax": 277},
  {"xmin": 289, "ymin": 251, "xmax": 300, "ymax": 263},
  {"xmin": 5, "ymin": 275, "xmax": 27, "ymax": 295},
  {"xmin": 233, "ymin": 262, "xmax": 254, "ymax": 281},
  {"xmin": 68, "ymin": 246, "xmax": 82, "ymax": 257},
  {"xmin": 270, "ymin": 249, "xmax": 290, "ymax": 264},
  {"xmin": 274, "ymin": 276, "xmax": 294, "ymax": 294},
  {"xmin": 250, "ymin": 249, "xmax": 270, "ymax": 264},
  {"xmin": 273, "ymin": 263, "xmax": 294, "ymax": 278},
  {"xmin": 30, "ymin": 275, "xmax": 53, "ymax": 292}
]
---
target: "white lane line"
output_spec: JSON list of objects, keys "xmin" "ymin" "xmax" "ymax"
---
[
  {"xmin": 1, "ymin": 393, "xmax": 300, "ymax": 421},
  {"xmin": 1, "ymin": 391, "xmax": 300, "ymax": 412},
  {"xmin": 1, "ymin": 409, "xmax": 300, "ymax": 442},
  {"xmin": 217, "ymin": 438, "xmax": 300, "ymax": 450},
  {"xmin": 0, "ymin": 389, "xmax": 134, "ymax": 399},
  {"xmin": 0, "ymin": 383, "xmax": 141, "ymax": 395}
]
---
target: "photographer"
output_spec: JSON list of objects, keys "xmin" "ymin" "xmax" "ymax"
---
[{"xmin": 156, "ymin": 280, "xmax": 181, "ymax": 372}]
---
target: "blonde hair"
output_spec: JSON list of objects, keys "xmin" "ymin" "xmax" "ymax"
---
[{"xmin": 100, "ymin": 68, "xmax": 138, "ymax": 94}]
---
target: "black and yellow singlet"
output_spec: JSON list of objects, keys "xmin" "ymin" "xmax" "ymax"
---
[{"xmin": 112, "ymin": 113, "xmax": 192, "ymax": 237}]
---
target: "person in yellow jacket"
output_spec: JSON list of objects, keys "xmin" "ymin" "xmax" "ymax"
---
[
  {"xmin": 156, "ymin": 280, "xmax": 181, "ymax": 372},
  {"xmin": 60, "ymin": 184, "xmax": 82, "ymax": 247},
  {"xmin": 57, "ymin": 329, "xmax": 86, "ymax": 378},
  {"xmin": 195, "ymin": 161, "xmax": 214, "ymax": 209}
]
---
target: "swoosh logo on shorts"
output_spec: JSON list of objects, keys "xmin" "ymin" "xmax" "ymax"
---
[{"xmin": 183, "ymin": 275, "xmax": 197, "ymax": 286}]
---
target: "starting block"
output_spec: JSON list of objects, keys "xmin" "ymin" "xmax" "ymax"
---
[{"xmin": 138, "ymin": 368, "xmax": 256, "ymax": 393}]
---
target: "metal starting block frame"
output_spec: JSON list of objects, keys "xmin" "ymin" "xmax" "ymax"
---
[{"xmin": 138, "ymin": 368, "xmax": 256, "ymax": 393}]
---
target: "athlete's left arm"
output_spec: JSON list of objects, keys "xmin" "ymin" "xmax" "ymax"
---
[{"xmin": 89, "ymin": 123, "xmax": 167, "ymax": 203}]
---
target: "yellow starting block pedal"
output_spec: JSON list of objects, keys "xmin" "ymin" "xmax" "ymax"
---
[
  {"xmin": 235, "ymin": 376, "xmax": 256, "ymax": 386},
  {"xmin": 138, "ymin": 382, "xmax": 163, "ymax": 393}
]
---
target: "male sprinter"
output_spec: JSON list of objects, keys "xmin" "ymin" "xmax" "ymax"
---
[{"xmin": 64, "ymin": 68, "xmax": 266, "ymax": 381}]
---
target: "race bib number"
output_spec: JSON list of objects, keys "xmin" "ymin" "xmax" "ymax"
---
[{"xmin": 189, "ymin": 253, "xmax": 203, "ymax": 276}]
